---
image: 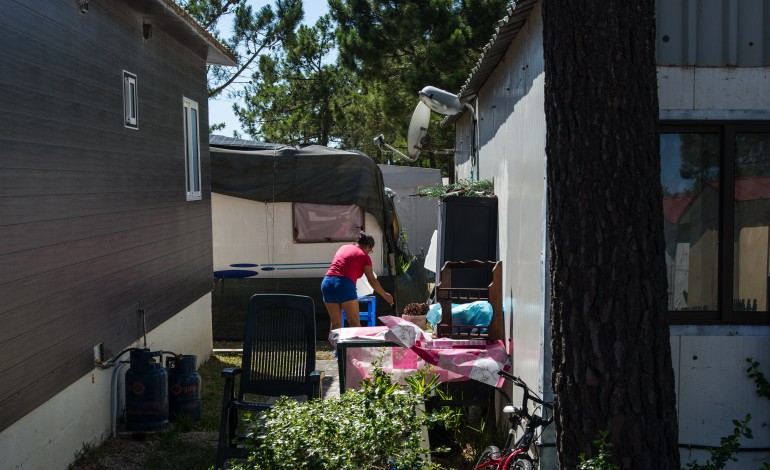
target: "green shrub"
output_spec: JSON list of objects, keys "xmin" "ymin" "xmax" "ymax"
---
[
  {"xmin": 231, "ymin": 366, "xmax": 441, "ymax": 470},
  {"xmin": 418, "ymin": 179, "xmax": 494, "ymax": 199},
  {"xmin": 685, "ymin": 415, "xmax": 754, "ymax": 470},
  {"xmin": 578, "ymin": 430, "xmax": 619, "ymax": 470}
]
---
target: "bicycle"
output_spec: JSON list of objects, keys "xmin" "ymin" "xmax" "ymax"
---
[{"xmin": 474, "ymin": 370, "xmax": 554, "ymax": 470}]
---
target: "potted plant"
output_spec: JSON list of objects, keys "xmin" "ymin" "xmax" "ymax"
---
[{"xmin": 402, "ymin": 302, "xmax": 430, "ymax": 330}]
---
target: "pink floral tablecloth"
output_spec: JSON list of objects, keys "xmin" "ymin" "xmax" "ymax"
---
[{"xmin": 329, "ymin": 316, "xmax": 512, "ymax": 390}]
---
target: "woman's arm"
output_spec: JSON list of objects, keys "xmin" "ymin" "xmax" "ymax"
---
[{"xmin": 364, "ymin": 265, "xmax": 393, "ymax": 305}]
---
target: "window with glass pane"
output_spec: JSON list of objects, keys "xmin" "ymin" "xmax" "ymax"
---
[
  {"xmin": 293, "ymin": 203, "xmax": 363, "ymax": 243},
  {"xmin": 660, "ymin": 133, "xmax": 720, "ymax": 311},
  {"xmin": 733, "ymin": 132, "xmax": 770, "ymax": 313},
  {"xmin": 183, "ymin": 98, "xmax": 201, "ymax": 201},
  {"xmin": 123, "ymin": 71, "xmax": 138, "ymax": 129}
]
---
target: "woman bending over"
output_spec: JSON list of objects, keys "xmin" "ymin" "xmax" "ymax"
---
[{"xmin": 321, "ymin": 231, "xmax": 393, "ymax": 329}]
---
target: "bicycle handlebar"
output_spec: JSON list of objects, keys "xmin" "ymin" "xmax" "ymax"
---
[{"xmin": 498, "ymin": 370, "xmax": 554, "ymax": 424}]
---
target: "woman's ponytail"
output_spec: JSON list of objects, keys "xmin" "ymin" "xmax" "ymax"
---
[{"xmin": 357, "ymin": 231, "xmax": 375, "ymax": 248}]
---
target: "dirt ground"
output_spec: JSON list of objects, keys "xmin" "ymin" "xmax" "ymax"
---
[
  {"xmin": 68, "ymin": 430, "xmax": 218, "ymax": 470},
  {"xmin": 70, "ymin": 436, "xmax": 161, "ymax": 470}
]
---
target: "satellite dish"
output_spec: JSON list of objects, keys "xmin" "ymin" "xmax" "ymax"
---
[
  {"xmin": 419, "ymin": 86, "xmax": 463, "ymax": 115},
  {"xmin": 373, "ymin": 89, "xmax": 462, "ymax": 162},
  {"xmin": 406, "ymin": 101, "xmax": 431, "ymax": 158}
]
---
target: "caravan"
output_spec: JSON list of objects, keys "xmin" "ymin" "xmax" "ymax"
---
[{"xmin": 209, "ymin": 137, "xmax": 401, "ymax": 338}]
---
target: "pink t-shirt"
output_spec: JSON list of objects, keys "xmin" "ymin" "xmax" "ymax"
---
[{"xmin": 326, "ymin": 244, "xmax": 372, "ymax": 283}]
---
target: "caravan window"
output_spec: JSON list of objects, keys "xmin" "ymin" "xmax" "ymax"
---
[{"xmin": 293, "ymin": 203, "xmax": 363, "ymax": 243}]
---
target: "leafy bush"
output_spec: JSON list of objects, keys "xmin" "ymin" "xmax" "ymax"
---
[
  {"xmin": 747, "ymin": 357, "xmax": 770, "ymax": 400},
  {"xmin": 231, "ymin": 366, "xmax": 442, "ymax": 470},
  {"xmin": 578, "ymin": 431, "xmax": 619, "ymax": 470},
  {"xmin": 685, "ymin": 415, "xmax": 754, "ymax": 470},
  {"xmin": 418, "ymin": 179, "xmax": 494, "ymax": 199}
]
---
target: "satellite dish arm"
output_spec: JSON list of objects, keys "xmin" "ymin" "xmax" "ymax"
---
[
  {"xmin": 463, "ymin": 102, "xmax": 476, "ymax": 120},
  {"xmin": 373, "ymin": 134, "xmax": 418, "ymax": 162}
]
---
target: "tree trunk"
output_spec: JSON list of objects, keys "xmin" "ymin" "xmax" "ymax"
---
[{"xmin": 542, "ymin": 1, "xmax": 680, "ymax": 468}]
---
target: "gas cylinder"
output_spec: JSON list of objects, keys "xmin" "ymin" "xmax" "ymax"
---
[
  {"xmin": 125, "ymin": 349, "xmax": 168, "ymax": 431},
  {"xmin": 166, "ymin": 355, "xmax": 201, "ymax": 421}
]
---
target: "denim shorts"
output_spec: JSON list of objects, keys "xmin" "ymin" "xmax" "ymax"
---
[{"xmin": 321, "ymin": 276, "xmax": 357, "ymax": 303}]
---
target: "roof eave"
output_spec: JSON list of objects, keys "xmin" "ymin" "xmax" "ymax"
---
[
  {"xmin": 139, "ymin": 0, "xmax": 237, "ymax": 66},
  {"xmin": 457, "ymin": 0, "xmax": 539, "ymax": 103}
]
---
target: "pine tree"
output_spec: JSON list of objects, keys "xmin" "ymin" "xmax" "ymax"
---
[{"xmin": 543, "ymin": 1, "xmax": 680, "ymax": 467}]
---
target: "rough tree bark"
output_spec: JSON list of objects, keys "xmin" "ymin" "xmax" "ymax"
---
[{"xmin": 542, "ymin": 1, "xmax": 680, "ymax": 468}]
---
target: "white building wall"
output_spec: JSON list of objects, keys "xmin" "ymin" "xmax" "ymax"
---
[
  {"xmin": 478, "ymin": 8, "xmax": 547, "ymax": 398},
  {"xmin": 455, "ymin": 3, "xmax": 552, "ymax": 449},
  {"xmin": 0, "ymin": 295, "xmax": 213, "ymax": 470}
]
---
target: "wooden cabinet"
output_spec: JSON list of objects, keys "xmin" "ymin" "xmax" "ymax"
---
[{"xmin": 435, "ymin": 260, "xmax": 504, "ymax": 341}]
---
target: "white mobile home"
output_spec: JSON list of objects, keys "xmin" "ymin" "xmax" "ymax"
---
[{"xmin": 448, "ymin": 1, "xmax": 770, "ymax": 468}]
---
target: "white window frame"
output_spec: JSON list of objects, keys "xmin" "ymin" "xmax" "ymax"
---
[
  {"xmin": 183, "ymin": 97, "xmax": 202, "ymax": 201},
  {"xmin": 123, "ymin": 71, "xmax": 138, "ymax": 129}
]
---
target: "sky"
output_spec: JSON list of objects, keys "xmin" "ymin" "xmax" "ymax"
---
[{"xmin": 208, "ymin": 1, "xmax": 330, "ymax": 138}]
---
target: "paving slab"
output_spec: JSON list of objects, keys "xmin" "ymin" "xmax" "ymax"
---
[{"xmin": 317, "ymin": 359, "xmax": 340, "ymax": 399}]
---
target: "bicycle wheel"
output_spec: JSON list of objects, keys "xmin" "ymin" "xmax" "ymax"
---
[
  {"xmin": 511, "ymin": 458, "xmax": 534, "ymax": 470},
  {"xmin": 475, "ymin": 445, "xmax": 501, "ymax": 469}
]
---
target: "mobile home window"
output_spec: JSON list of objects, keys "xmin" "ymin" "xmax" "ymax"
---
[
  {"xmin": 293, "ymin": 203, "xmax": 363, "ymax": 243},
  {"xmin": 183, "ymin": 98, "xmax": 201, "ymax": 201},
  {"xmin": 123, "ymin": 71, "xmax": 138, "ymax": 129},
  {"xmin": 661, "ymin": 122, "xmax": 770, "ymax": 324}
]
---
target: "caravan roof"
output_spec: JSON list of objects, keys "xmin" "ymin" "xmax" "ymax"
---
[{"xmin": 210, "ymin": 138, "xmax": 392, "ymax": 231}]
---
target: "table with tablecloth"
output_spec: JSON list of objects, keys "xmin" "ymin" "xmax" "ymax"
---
[{"xmin": 330, "ymin": 316, "xmax": 512, "ymax": 393}]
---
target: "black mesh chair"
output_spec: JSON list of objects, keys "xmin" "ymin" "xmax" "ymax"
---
[{"xmin": 216, "ymin": 294, "xmax": 321, "ymax": 469}]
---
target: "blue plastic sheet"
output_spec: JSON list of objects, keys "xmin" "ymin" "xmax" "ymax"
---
[{"xmin": 426, "ymin": 301, "xmax": 493, "ymax": 332}]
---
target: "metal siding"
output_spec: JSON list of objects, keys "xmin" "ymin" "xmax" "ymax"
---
[
  {"xmin": 0, "ymin": 0, "xmax": 212, "ymax": 433},
  {"xmin": 657, "ymin": 0, "xmax": 684, "ymax": 65},
  {"xmin": 469, "ymin": 5, "xmax": 547, "ymax": 406},
  {"xmin": 657, "ymin": 0, "xmax": 770, "ymax": 66},
  {"xmin": 738, "ymin": 0, "xmax": 766, "ymax": 64},
  {"xmin": 698, "ymin": 0, "xmax": 728, "ymax": 65},
  {"xmin": 455, "ymin": 116, "xmax": 473, "ymax": 180}
]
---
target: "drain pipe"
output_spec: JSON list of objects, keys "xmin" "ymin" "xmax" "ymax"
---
[
  {"xmin": 138, "ymin": 302, "xmax": 147, "ymax": 349},
  {"xmin": 110, "ymin": 361, "xmax": 128, "ymax": 437},
  {"xmin": 100, "ymin": 347, "xmax": 146, "ymax": 437}
]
